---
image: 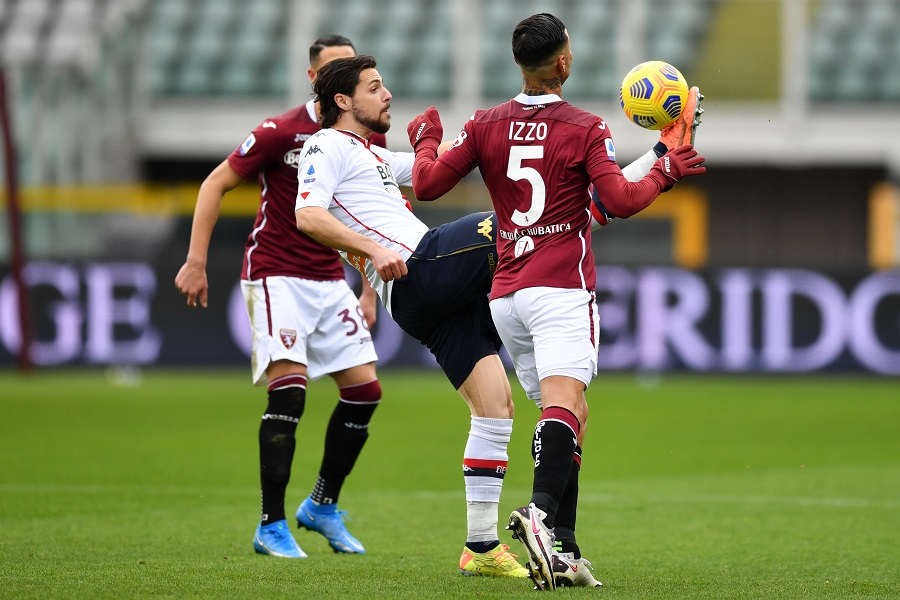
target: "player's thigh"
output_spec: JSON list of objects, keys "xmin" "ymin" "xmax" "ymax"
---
[
  {"xmin": 425, "ymin": 299, "xmax": 501, "ymax": 390},
  {"xmin": 517, "ymin": 287, "xmax": 599, "ymax": 388},
  {"xmin": 240, "ymin": 277, "xmax": 326, "ymax": 385},
  {"xmin": 490, "ymin": 294, "xmax": 540, "ymax": 402},
  {"xmin": 306, "ymin": 280, "xmax": 378, "ymax": 380}
]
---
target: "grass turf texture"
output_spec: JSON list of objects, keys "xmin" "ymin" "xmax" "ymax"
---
[{"xmin": 0, "ymin": 369, "xmax": 898, "ymax": 599}]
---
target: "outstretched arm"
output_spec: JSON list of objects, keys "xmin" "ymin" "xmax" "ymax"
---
[{"xmin": 175, "ymin": 159, "xmax": 245, "ymax": 307}]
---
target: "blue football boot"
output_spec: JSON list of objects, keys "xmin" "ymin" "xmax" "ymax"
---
[
  {"xmin": 296, "ymin": 496, "xmax": 365, "ymax": 554},
  {"xmin": 253, "ymin": 519, "xmax": 307, "ymax": 558}
]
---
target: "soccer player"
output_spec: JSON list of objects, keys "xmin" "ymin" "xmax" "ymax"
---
[
  {"xmin": 293, "ymin": 54, "xmax": 528, "ymax": 578},
  {"xmin": 174, "ymin": 35, "xmax": 386, "ymax": 559},
  {"xmin": 407, "ymin": 13, "xmax": 706, "ymax": 590}
]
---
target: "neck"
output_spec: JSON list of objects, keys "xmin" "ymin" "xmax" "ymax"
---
[
  {"xmin": 333, "ymin": 118, "xmax": 370, "ymax": 139},
  {"xmin": 521, "ymin": 76, "xmax": 563, "ymax": 98}
]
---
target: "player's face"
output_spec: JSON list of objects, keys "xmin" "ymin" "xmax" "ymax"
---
[
  {"xmin": 350, "ymin": 68, "xmax": 392, "ymax": 134},
  {"xmin": 309, "ymin": 45, "xmax": 356, "ymax": 83}
]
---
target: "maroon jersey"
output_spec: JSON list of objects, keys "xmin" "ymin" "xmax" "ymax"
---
[
  {"xmin": 438, "ymin": 95, "xmax": 632, "ymax": 298},
  {"xmin": 227, "ymin": 100, "xmax": 387, "ymax": 281}
]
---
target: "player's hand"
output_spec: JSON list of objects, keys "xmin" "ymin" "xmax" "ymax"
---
[
  {"xmin": 174, "ymin": 262, "xmax": 209, "ymax": 308},
  {"xmin": 658, "ymin": 86, "xmax": 704, "ymax": 150},
  {"xmin": 368, "ymin": 247, "xmax": 408, "ymax": 283},
  {"xmin": 407, "ymin": 106, "xmax": 443, "ymax": 152},
  {"xmin": 656, "ymin": 144, "xmax": 706, "ymax": 183}
]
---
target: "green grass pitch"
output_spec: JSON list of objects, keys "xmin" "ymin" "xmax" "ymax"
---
[{"xmin": 1, "ymin": 369, "xmax": 898, "ymax": 599}]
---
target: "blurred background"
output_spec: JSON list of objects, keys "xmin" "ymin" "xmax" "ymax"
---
[{"xmin": 0, "ymin": 0, "xmax": 899, "ymax": 375}]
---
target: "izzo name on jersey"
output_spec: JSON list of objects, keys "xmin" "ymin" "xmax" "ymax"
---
[
  {"xmin": 499, "ymin": 222, "xmax": 571, "ymax": 241},
  {"xmin": 508, "ymin": 120, "xmax": 548, "ymax": 141}
]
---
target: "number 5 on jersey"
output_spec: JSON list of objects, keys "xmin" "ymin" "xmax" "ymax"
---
[{"xmin": 507, "ymin": 146, "xmax": 545, "ymax": 226}]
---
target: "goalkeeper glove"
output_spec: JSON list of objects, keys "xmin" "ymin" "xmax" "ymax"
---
[
  {"xmin": 407, "ymin": 106, "xmax": 443, "ymax": 152},
  {"xmin": 656, "ymin": 144, "xmax": 707, "ymax": 184},
  {"xmin": 658, "ymin": 86, "xmax": 704, "ymax": 151}
]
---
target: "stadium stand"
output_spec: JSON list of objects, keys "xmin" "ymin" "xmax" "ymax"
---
[{"xmin": 809, "ymin": 0, "xmax": 900, "ymax": 102}]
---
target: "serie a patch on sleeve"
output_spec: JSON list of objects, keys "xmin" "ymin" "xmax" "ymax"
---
[
  {"xmin": 605, "ymin": 138, "xmax": 616, "ymax": 161},
  {"xmin": 239, "ymin": 133, "xmax": 257, "ymax": 156}
]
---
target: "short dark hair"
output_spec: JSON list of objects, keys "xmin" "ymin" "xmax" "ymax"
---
[
  {"xmin": 314, "ymin": 55, "xmax": 378, "ymax": 129},
  {"xmin": 512, "ymin": 13, "xmax": 568, "ymax": 70},
  {"xmin": 309, "ymin": 34, "xmax": 356, "ymax": 66}
]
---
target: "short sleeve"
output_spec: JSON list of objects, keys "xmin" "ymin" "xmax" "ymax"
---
[
  {"xmin": 226, "ymin": 120, "xmax": 280, "ymax": 179},
  {"xmin": 295, "ymin": 131, "xmax": 346, "ymax": 210}
]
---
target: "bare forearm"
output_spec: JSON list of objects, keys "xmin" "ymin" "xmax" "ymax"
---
[
  {"xmin": 295, "ymin": 207, "xmax": 383, "ymax": 258},
  {"xmin": 296, "ymin": 206, "xmax": 408, "ymax": 283},
  {"xmin": 185, "ymin": 183, "xmax": 224, "ymax": 266},
  {"xmin": 186, "ymin": 160, "xmax": 245, "ymax": 266}
]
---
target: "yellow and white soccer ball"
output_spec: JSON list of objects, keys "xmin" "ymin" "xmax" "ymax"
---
[{"xmin": 619, "ymin": 60, "xmax": 689, "ymax": 130}]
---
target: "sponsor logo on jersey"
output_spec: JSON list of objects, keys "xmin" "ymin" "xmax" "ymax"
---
[
  {"xmin": 500, "ymin": 222, "xmax": 571, "ymax": 241},
  {"xmin": 262, "ymin": 121, "xmax": 276, "ymax": 129},
  {"xmin": 303, "ymin": 164, "xmax": 316, "ymax": 183},
  {"xmin": 375, "ymin": 162, "xmax": 399, "ymax": 192},
  {"xmin": 605, "ymin": 138, "xmax": 616, "ymax": 161},
  {"xmin": 294, "ymin": 133, "xmax": 312, "ymax": 142},
  {"xmin": 284, "ymin": 148, "xmax": 303, "ymax": 168},
  {"xmin": 239, "ymin": 133, "xmax": 256, "ymax": 156},
  {"xmin": 305, "ymin": 145, "xmax": 323, "ymax": 156},
  {"xmin": 280, "ymin": 328, "xmax": 297, "ymax": 349}
]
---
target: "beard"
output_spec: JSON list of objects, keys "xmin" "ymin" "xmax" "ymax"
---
[{"xmin": 353, "ymin": 106, "xmax": 391, "ymax": 135}]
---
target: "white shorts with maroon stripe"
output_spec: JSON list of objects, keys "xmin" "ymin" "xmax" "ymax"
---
[
  {"xmin": 241, "ymin": 277, "xmax": 378, "ymax": 385},
  {"xmin": 490, "ymin": 287, "xmax": 599, "ymax": 402}
]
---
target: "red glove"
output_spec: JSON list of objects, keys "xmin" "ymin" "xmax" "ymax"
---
[
  {"xmin": 655, "ymin": 144, "xmax": 706, "ymax": 184},
  {"xmin": 407, "ymin": 106, "xmax": 443, "ymax": 152}
]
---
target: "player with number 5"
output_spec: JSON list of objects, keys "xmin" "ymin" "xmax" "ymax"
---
[{"xmin": 408, "ymin": 12, "xmax": 706, "ymax": 590}]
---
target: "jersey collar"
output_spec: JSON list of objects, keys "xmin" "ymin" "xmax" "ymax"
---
[
  {"xmin": 513, "ymin": 93, "xmax": 563, "ymax": 105},
  {"xmin": 336, "ymin": 129, "xmax": 371, "ymax": 147},
  {"xmin": 305, "ymin": 99, "xmax": 317, "ymax": 122}
]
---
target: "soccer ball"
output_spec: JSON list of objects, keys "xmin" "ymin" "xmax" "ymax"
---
[{"xmin": 619, "ymin": 61, "xmax": 689, "ymax": 130}]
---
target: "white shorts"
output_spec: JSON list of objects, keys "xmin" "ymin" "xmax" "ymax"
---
[
  {"xmin": 490, "ymin": 287, "xmax": 599, "ymax": 402},
  {"xmin": 241, "ymin": 277, "xmax": 378, "ymax": 385}
]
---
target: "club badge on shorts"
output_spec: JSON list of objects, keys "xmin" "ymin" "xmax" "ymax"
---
[{"xmin": 280, "ymin": 328, "xmax": 297, "ymax": 349}]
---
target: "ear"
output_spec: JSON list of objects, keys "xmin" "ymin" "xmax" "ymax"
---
[
  {"xmin": 307, "ymin": 67, "xmax": 317, "ymax": 84},
  {"xmin": 557, "ymin": 54, "xmax": 567, "ymax": 76},
  {"xmin": 334, "ymin": 93, "xmax": 352, "ymax": 111}
]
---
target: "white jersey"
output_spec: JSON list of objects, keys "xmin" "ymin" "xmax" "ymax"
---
[{"xmin": 294, "ymin": 128, "xmax": 427, "ymax": 310}]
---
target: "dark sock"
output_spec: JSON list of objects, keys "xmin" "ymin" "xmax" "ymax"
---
[
  {"xmin": 530, "ymin": 407, "xmax": 579, "ymax": 527},
  {"xmin": 259, "ymin": 377, "xmax": 306, "ymax": 524},
  {"xmin": 311, "ymin": 380, "xmax": 381, "ymax": 505},
  {"xmin": 465, "ymin": 540, "xmax": 500, "ymax": 554},
  {"xmin": 554, "ymin": 446, "xmax": 582, "ymax": 558}
]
